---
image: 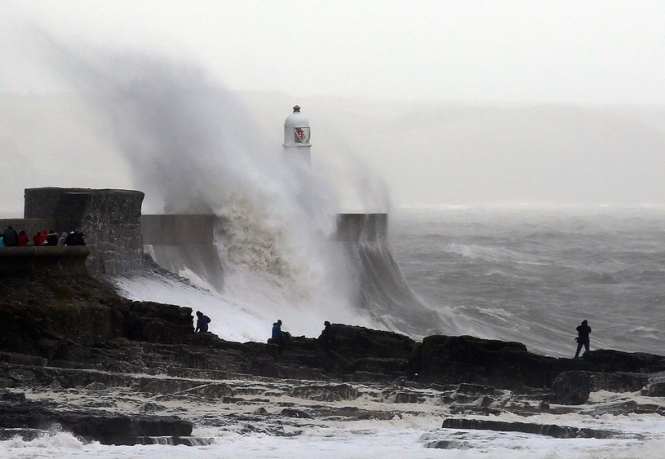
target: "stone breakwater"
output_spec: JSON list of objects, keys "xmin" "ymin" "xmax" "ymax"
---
[{"xmin": 1, "ymin": 274, "xmax": 665, "ymax": 446}]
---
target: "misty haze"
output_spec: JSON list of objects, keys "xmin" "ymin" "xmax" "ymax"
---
[{"xmin": 2, "ymin": 91, "xmax": 665, "ymax": 212}]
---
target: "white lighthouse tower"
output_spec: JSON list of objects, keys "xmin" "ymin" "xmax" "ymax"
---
[{"xmin": 283, "ymin": 105, "xmax": 311, "ymax": 166}]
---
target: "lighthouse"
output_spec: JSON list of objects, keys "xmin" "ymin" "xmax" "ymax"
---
[{"xmin": 283, "ymin": 105, "xmax": 311, "ymax": 166}]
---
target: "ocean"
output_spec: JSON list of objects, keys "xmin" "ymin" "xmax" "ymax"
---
[
  {"xmin": 3, "ymin": 205, "xmax": 665, "ymax": 458},
  {"xmin": 390, "ymin": 205, "xmax": 665, "ymax": 358}
]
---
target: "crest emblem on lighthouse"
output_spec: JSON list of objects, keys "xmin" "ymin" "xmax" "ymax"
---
[{"xmin": 294, "ymin": 127, "xmax": 310, "ymax": 143}]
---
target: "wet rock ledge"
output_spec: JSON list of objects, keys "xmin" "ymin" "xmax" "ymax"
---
[{"xmin": 1, "ymin": 273, "xmax": 665, "ymax": 444}]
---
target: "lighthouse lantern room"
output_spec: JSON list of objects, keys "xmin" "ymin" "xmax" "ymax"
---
[{"xmin": 283, "ymin": 105, "xmax": 311, "ymax": 166}]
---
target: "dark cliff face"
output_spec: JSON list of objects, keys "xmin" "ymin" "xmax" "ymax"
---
[{"xmin": 0, "ymin": 274, "xmax": 193, "ymax": 359}]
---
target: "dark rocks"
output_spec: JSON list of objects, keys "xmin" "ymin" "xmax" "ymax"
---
[
  {"xmin": 646, "ymin": 373, "xmax": 665, "ymax": 396},
  {"xmin": 4, "ymin": 272, "xmax": 665, "ymax": 398},
  {"xmin": 552, "ymin": 371, "xmax": 593, "ymax": 405},
  {"xmin": 552, "ymin": 371, "xmax": 651, "ymax": 405},
  {"xmin": 408, "ymin": 334, "xmax": 558, "ymax": 389},
  {"xmin": 290, "ymin": 383, "xmax": 358, "ymax": 402},
  {"xmin": 408, "ymin": 335, "xmax": 665, "ymax": 393},
  {"xmin": 584, "ymin": 349, "xmax": 665, "ymax": 374},
  {"xmin": 1, "ymin": 271, "xmax": 665, "ymax": 449},
  {"xmin": 590, "ymin": 372, "xmax": 650, "ymax": 393},
  {"xmin": 456, "ymin": 383, "xmax": 496, "ymax": 397},
  {"xmin": 0, "ymin": 398, "xmax": 193, "ymax": 445},
  {"xmin": 424, "ymin": 440, "xmax": 471, "ymax": 450},
  {"xmin": 280, "ymin": 408, "xmax": 313, "ymax": 419},
  {"xmin": 441, "ymin": 418, "xmax": 619, "ymax": 439},
  {"xmin": 0, "ymin": 390, "xmax": 25, "ymax": 403},
  {"xmin": 125, "ymin": 301, "xmax": 194, "ymax": 344}
]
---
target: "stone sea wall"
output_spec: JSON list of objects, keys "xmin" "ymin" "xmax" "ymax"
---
[
  {"xmin": 141, "ymin": 214, "xmax": 224, "ymax": 289},
  {"xmin": 12, "ymin": 188, "xmax": 147, "ymax": 277}
]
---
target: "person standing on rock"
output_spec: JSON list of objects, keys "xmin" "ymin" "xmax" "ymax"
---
[
  {"xmin": 318, "ymin": 321, "xmax": 337, "ymax": 350},
  {"xmin": 574, "ymin": 320, "xmax": 591, "ymax": 358},
  {"xmin": 195, "ymin": 311, "xmax": 211, "ymax": 333},
  {"xmin": 271, "ymin": 320, "xmax": 290, "ymax": 352}
]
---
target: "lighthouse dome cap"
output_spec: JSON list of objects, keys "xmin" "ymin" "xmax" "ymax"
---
[{"xmin": 284, "ymin": 105, "xmax": 310, "ymax": 129}]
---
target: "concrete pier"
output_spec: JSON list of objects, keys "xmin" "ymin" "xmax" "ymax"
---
[{"xmin": 141, "ymin": 214, "xmax": 224, "ymax": 290}]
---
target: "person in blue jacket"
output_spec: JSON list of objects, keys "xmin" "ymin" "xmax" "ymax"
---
[
  {"xmin": 271, "ymin": 319, "xmax": 290, "ymax": 352},
  {"xmin": 195, "ymin": 311, "xmax": 211, "ymax": 333}
]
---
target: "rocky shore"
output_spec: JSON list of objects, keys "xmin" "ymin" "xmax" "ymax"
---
[{"xmin": 1, "ymin": 273, "xmax": 664, "ymax": 446}]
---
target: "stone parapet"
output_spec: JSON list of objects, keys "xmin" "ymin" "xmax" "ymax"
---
[
  {"xmin": 141, "ymin": 215, "xmax": 215, "ymax": 245},
  {"xmin": 23, "ymin": 188, "xmax": 145, "ymax": 277},
  {"xmin": 0, "ymin": 246, "xmax": 89, "ymax": 277},
  {"xmin": 336, "ymin": 213, "xmax": 388, "ymax": 242}
]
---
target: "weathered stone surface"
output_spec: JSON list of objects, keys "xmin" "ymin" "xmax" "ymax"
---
[
  {"xmin": 290, "ymin": 384, "xmax": 358, "ymax": 402},
  {"xmin": 552, "ymin": 371, "xmax": 593, "ymax": 405},
  {"xmin": 552, "ymin": 370, "xmax": 653, "ymax": 405},
  {"xmin": 441, "ymin": 418, "xmax": 618, "ymax": 439},
  {"xmin": 0, "ymin": 246, "xmax": 90, "ymax": 277},
  {"xmin": 584, "ymin": 349, "xmax": 665, "ymax": 374},
  {"xmin": 408, "ymin": 334, "xmax": 665, "ymax": 391},
  {"xmin": 590, "ymin": 372, "xmax": 649, "ymax": 393},
  {"xmin": 408, "ymin": 334, "xmax": 560, "ymax": 389},
  {"xmin": 646, "ymin": 373, "xmax": 665, "ymax": 396},
  {"xmin": 0, "ymin": 399, "xmax": 192, "ymax": 445}
]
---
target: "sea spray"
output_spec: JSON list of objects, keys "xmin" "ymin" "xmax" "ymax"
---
[
  {"xmin": 34, "ymin": 36, "xmax": 449, "ymax": 339},
  {"xmin": 35, "ymin": 39, "xmax": 384, "ymax": 337}
]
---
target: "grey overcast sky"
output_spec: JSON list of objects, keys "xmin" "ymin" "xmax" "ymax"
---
[{"xmin": 1, "ymin": 0, "xmax": 664, "ymax": 104}]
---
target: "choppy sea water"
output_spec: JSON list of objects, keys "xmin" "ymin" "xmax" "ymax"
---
[
  {"xmin": 3, "ymin": 205, "xmax": 665, "ymax": 458},
  {"xmin": 390, "ymin": 206, "xmax": 665, "ymax": 357}
]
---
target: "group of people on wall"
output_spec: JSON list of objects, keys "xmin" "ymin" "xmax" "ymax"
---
[{"xmin": 0, "ymin": 226, "xmax": 86, "ymax": 247}]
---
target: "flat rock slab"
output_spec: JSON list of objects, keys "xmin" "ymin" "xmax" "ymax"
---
[
  {"xmin": 0, "ymin": 400, "xmax": 193, "ymax": 445},
  {"xmin": 441, "ymin": 418, "xmax": 619, "ymax": 439}
]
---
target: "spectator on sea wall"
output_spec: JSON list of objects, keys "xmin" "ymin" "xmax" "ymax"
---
[
  {"xmin": 45, "ymin": 230, "xmax": 59, "ymax": 246},
  {"xmin": 66, "ymin": 231, "xmax": 86, "ymax": 246},
  {"xmin": 34, "ymin": 230, "xmax": 48, "ymax": 246},
  {"xmin": 3, "ymin": 226, "xmax": 18, "ymax": 247},
  {"xmin": 17, "ymin": 230, "xmax": 28, "ymax": 246}
]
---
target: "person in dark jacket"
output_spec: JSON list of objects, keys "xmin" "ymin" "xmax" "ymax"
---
[
  {"xmin": 271, "ymin": 320, "xmax": 290, "ymax": 352},
  {"xmin": 2, "ymin": 226, "xmax": 18, "ymax": 246},
  {"xmin": 574, "ymin": 320, "xmax": 592, "ymax": 358},
  {"xmin": 318, "ymin": 321, "xmax": 337, "ymax": 350},
  {"xmin": 195, "ymin": 311, "xmax": 211, "ymax": 332},
  {"xmin": 45, "ymin": 230, "xmax": 59, "ymax": 246},
  {"xmin": 66, "ymin": 231, "xmax": 86, "ymax": 246}
]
